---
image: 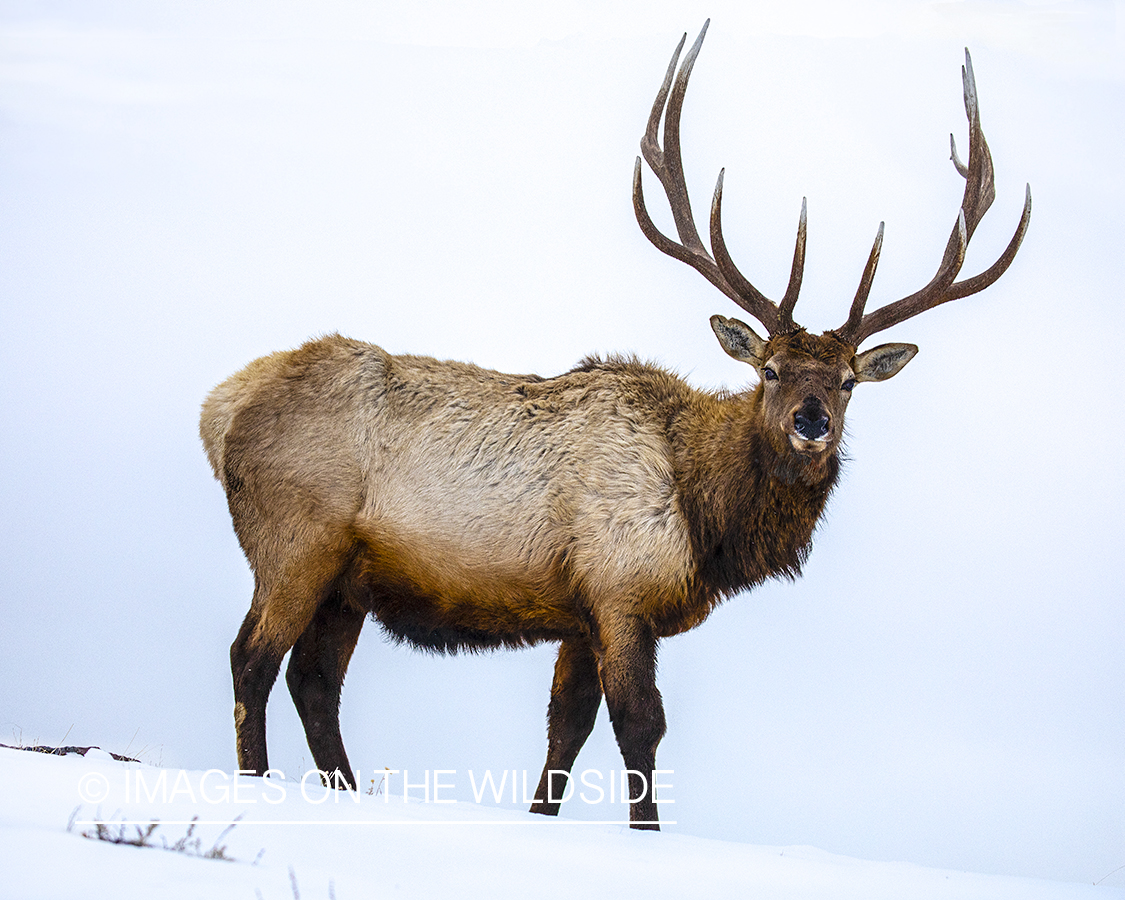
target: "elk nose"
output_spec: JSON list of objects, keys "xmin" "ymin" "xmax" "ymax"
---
[{"xmin": 793, "ymin": 399, "xmax": 830, "ymax": 440}]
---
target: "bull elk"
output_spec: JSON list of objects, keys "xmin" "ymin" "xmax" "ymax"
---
[{"xmin": 201, "ymin": 22, "xmax": 1030, "ymax": 830}]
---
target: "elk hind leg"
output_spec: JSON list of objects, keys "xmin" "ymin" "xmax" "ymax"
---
[
  {"xmin": 230, "ymin": 549, "xmax": 349, "ymax": 777},
  {"xmin": 285, "ymin": 586, "xmax": 365, "ymax": 789},
  {"xmin": 530, "ymin": 638, "xmax": 603, "ymax": 816}
]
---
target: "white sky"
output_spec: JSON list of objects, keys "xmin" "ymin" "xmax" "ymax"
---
[{"xmin": 1, "ymin": 0, "xmax": 1122, "ymax": 887}]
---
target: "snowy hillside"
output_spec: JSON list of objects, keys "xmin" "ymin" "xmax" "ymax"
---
[{"xmin": 0, "ymin": 747, "xmax": 1119, "ymax": 900}]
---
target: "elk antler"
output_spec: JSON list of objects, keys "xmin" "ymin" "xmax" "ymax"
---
[
  {"xmin": 633, "ymin": 20, "xmax": 807, "ymax": 337},
  {"xmin": 835, "ymin": 50, "xmax": 1032, "ymax": 346}
]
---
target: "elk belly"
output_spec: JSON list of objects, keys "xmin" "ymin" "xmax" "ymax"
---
[{"xmin": 345, "ymin": 519, "xmax": 579, "ymax": 653}]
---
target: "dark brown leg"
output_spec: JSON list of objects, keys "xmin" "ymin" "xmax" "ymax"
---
[
  {"xmin": 285, "ymin": 589, "xmax": 366, "ymax": 789},
  {"xmin": 230, "ymin": 595, "xmax": 285, "ymax": 776},
  {"xmin": 230, "ymin": 550, "xmax": 347, "ymax": 776},
  {"xmin": 600, "ymin": 616, "xmax": 665, "ymax": 830},
  {"xmin": 530, "ymin": 638, "xmax": 603, "ymax": 815}
]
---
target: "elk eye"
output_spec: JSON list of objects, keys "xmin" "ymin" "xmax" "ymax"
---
[
  {"xmin": 762, "ymin": 367, "xmax": 778, "ymax": 382},
  {"xmin": 841, "ymin": 377, "xmax": 856, "ymax": 392}
]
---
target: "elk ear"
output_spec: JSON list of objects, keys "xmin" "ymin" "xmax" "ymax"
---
[
  {"xmin": 854, "ymin": 342, "xmax": 918, "ymax": 383},
  {"xmin": 710, "ymin": 315, "xmax": 768, "ymax": 366}
]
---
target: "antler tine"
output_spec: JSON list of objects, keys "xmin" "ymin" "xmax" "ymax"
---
[
  {"xmin": 777, "ymin": 197, "xmax": 808, "ymax": 329},
  {"xmin": 709, "ymin": 169, "xmax": 781, "ymax": 333},
  {"xmin": 840, "ymin": 222, "xmax": 884, "ymax": 339},
  {"xmin": 838, "ymin": 49, "xmax": 1031, "ymax": 346},
  {"xmin": 955, "ymin": 49, "xmax": 996, "ymax": 241}
]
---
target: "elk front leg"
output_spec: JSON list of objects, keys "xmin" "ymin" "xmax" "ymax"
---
[
  {"xmin": 530, "ymin": 638, "xmax": 603, "ymax": 816},
  {"xmin": 285, "ymin": 589, "xmax": 366, "ymax": 789},
  {"xmin": 600, "ymin": 615, "xmax": 666, "ymax": 830}
]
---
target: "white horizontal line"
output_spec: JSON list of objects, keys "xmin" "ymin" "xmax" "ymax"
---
[{"xmin": 75, "ymin": 819, "xmax": 673, "ymax": 827}]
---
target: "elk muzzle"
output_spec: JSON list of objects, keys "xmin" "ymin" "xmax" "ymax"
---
[{"xmin": 790, "ymin": 396, "xmax": 831, "ymax": 452}]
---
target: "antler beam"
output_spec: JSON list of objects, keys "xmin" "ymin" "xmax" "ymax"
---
[
  {"xmin": 635, "ymin": 30, "xmax": 1030, "ymax": 348},
  {"xmin": 632, "ymin": 20, "xmax": 808, "ymax": 337},
  {"xmin": 836, "ymin": 50, "xmax": 1032, "ymax": 346}
]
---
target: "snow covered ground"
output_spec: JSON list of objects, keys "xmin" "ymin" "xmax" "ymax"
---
[{"xmin": 0, "ymin": 746, "xmax": 1119, "ymax": 900}]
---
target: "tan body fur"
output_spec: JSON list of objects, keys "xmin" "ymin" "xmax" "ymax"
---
[{"xmin": 203, "ymin": 334, "xmax": 837, "ymax": 652}]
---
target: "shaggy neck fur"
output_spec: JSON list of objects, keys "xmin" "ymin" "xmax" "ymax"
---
[{"xmin": 673, "ymin": 387, "xmax": 840, "ymax": 602}]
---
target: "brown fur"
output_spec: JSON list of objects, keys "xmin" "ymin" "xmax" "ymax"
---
[{"xmin": 202, "ymin": 326, "xmax": 892, "ymax": 830}]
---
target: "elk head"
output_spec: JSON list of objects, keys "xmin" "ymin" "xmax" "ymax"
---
[{"xmin": 633, "ymin": 22, "xmax": 1032, "ymax": 470}]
